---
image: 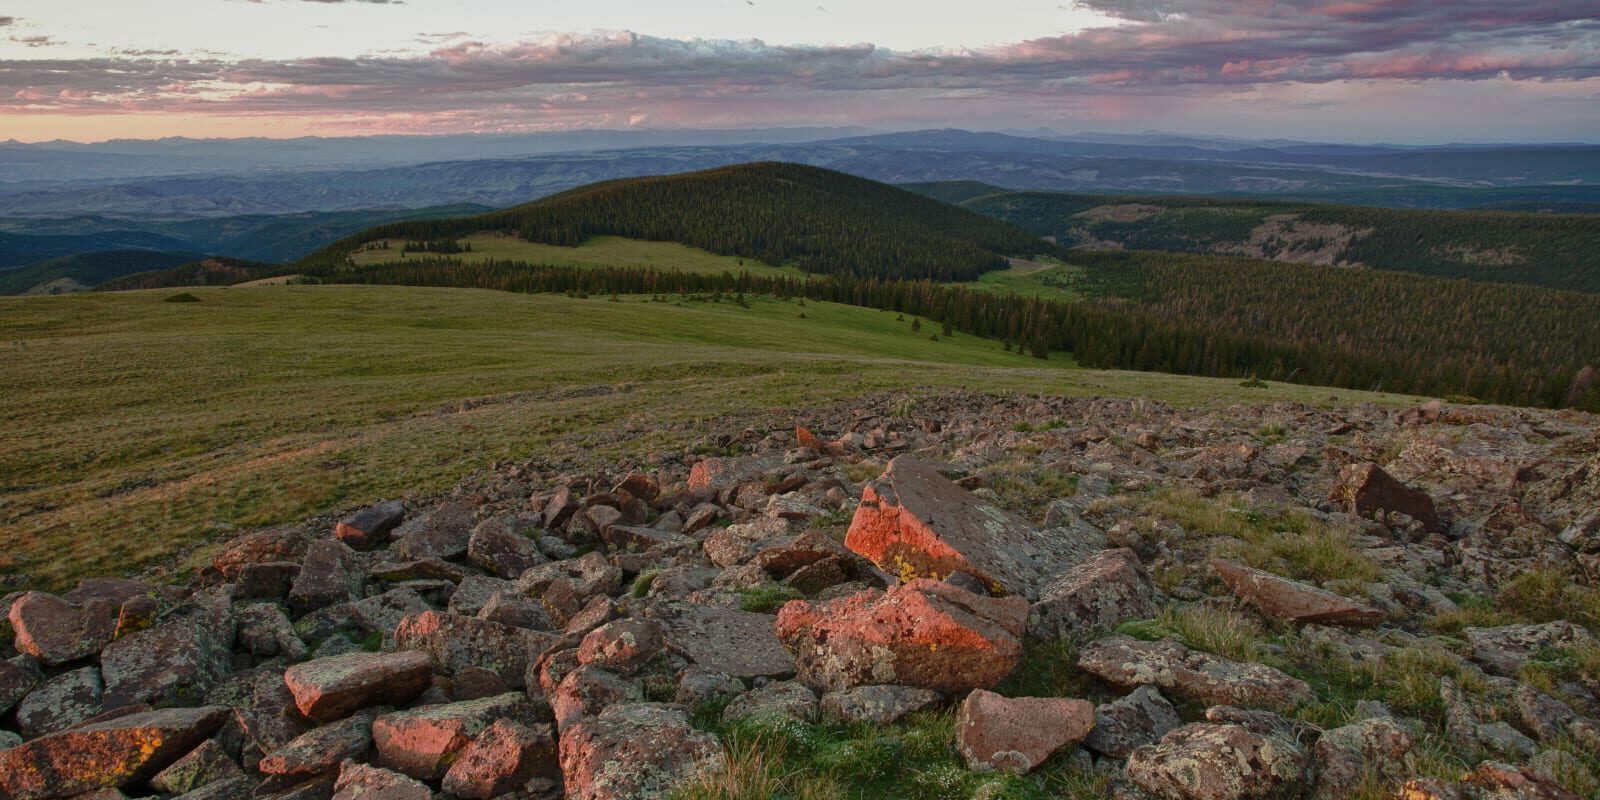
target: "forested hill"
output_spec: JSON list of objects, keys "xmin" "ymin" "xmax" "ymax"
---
[
  {"xmin": 906, "ymin": 186, "xmax": 1600, "ymax": 292},
  {"xmin": 299, "ymin": 163, "xmax": 1054, "ymax": 281}
]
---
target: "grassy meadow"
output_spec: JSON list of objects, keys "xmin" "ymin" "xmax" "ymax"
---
[{"xmin": 0, "ymin": 285, "xmax": 1415, "ymax": 591}]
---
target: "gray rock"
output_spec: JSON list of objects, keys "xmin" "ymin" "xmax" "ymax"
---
[
  {"xmin": 288, "ymin": 539, "xmax": 364, "ymax": 616},
  {"xmin": 1125, "ymin": 721, "xmax": 1307, "ymax": 800},
  {"xmin": 101, "ymin": 591, "xmax": 235, "ymax": 709},
  {"xmin": 1083, "ymin": 685, "xmax": 1182, "ymax": 759},
  {"xmin": 722, "ymin": 681, "xmax": 818, "ymax": 725},
  {"xmin": 467, "ymin": 517, "xmax": 547, "ymax": 579},
  {"xmin": 819, "ymin": 685, "xmax": 941, "ymax": 725},
  {"xmin": 1078, "ymin": 635, "xmax": 1314, "ymax": 711},
  {"xmin": 394, "ymin": 500, "xmax": 476, "ymax": 561},
  {"xmin": 1029, "ymin": 548, "xmax": 1157, "ymax": 641},
  {"xmin": 16, "ymin": 666, "xmax": 104, "ymax": 738},
  {"xmin": 558, "ymin": 703, "xmax": 725, "ymax": 800},
  {"xmin": 650, "ymin": 602, "xmax": 795, "ymax": 680},
  {"xmin": 1464, "ymin": 622, "xmax": 1599, "ymax": 677}
]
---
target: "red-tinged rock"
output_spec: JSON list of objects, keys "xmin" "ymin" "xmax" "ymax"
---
[
  {"xmin": 207, "ymin": 527, "xmax": 312, "ymax": 581},
  {"xmin": 563, "ymin": 595, "xmax": 617, "ymax": 637},
  {"xmin": 844, "ymin": 456, "xmax": 1074, "ymax": 600},
  {"xmin": 540, "ymin": 485, "xmax": 581, "ymax": 530},
  {"xmin": 1330, "ymin": 462, "xmax": 1442, "ymax": 532},
  {"xmin": 394, "ymin": 610, "xmax": 558, "ymax": 689},
  {"xmin": 372, "ymin": 693, "xmax": 533, "ymax": 780},
  {"xmin": 688, "ymin": 454, "xmax": 783, "ymax": 494},
  {"xmin": 257, "ymin": 710, "xmax": 376, "ymax": 779},
  {"xmin": 441, "ymin": 719, "xmax": 559, "ymax": 799},
  {"xmin": 331, "ymin": 760, "xmax": 432, "ymax": 800},
  {"xmin": 956, "ymin": 689, "xmax": 1096, "ymax": 772},
  {"xmin": 1077, "ymin": 636, "xmax": 1314, "ymax": 711},
  {"xmin": 775, "ymin": 578, "xmax": 1028, "ymax": 693},
  {"xmin": 682, "ymin": 503, "xmax": 721, "ymax": 534},
  {"xmin": 578, "ymin": 619, "xmax": 665, "ymax": 675},
  {"xmin": 8, "ymin": 591, "xmax": 118, "ymax": 665},
  {"xmin": 559, "ymin": 703, "xmax": 725, "ymax": 800},
  {"xmin": 334, "ymin": 499, "xmax": 405, "ymax": 550},
  {"xmin": 282, "ymin": 651, "xmax": 433, "ymax": 723},
  {"xmin": 0, "ymin": 705, "xmax": 229, "ymax": 800},
  {"xmin": 1462, "ymin": 761, "xmax": 1582, "ymax": 800},
  {"xmin": 615, "ymin": 472, "xmax": 660, "ymax": 502},
  {"xmin": 552, "ymin": 665, "xmax": 644, "ymax": 731},
  {"xmin": 1212, "ymin": 560, "xmax": 1384, "ymax": 627},
  {"xmin": 1029, "ymin": 548, "xmax": 1158, "ymax": 640}
]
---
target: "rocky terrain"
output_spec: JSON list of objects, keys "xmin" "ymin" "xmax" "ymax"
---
[{"xmin": 2, "ymin": 390, "xmax": 1598, "ymax": 800}]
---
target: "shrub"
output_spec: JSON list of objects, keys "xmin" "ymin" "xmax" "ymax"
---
[{"xmin": 163, "ymin": 292, "xmax": 201, "ymax": 303}]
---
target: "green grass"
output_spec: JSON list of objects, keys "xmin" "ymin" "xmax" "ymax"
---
[
  {"xmin": 0, "ymin": 285, "xmax": 1412, "ymax": 591},
  {"xmin": 349, "ymin": 234, "xmax": 806, "ymax": 279},
  {"xmin": 961, "ymin": 257, "xmax": 1084, "ymax": 302}
]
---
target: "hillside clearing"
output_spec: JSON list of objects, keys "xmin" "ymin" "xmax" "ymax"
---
[
  {"xmin": 0, "ymin": 285, "xmax": 1415, "ymax": 591},
  {"xmin": 348, "ymin": 233, "xmax": 805, "ymax": 279}
]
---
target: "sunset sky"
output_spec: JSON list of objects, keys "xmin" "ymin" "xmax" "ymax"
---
[{"xmin": 1, "ymin": 0, "xmax": 1596, "ymax": 143}]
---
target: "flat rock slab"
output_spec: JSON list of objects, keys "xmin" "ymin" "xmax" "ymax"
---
[
  {"xmin": 845, "ymin": 456, "xmax": 1080, "ymax": 600},
  {"xmin": 335, "ymin": 499, "xmax": 405, "ymax": 550},
  {"xmin": 283, "ymin": 651, "xmax": 433, "ymax": 723},
  {"xmin": 1077, "ymin": 635, "xmax": 1314, "ymax": 711},
  {"xmin": 258, "ymin": 710, "xmax": 377, "ymax": 779},
  {"xmin": 332, "ymin": 761, "xmax": 433, "ymax": 800},
  {"xmin": 776, "ymin": 578, "xmax": 1028, "ymax": 693},
  {"xmin": 442, "ymin": 719, "xmax": 559, "ymax": 800},
  {"xmin": 820, "ymin": 685, "xmax": 941, "ymax": 725},
  {"xmin": 649, "ymin": 602, "xmax": 795, "ymax": 680},
  {"xmin": 0, "ymin": 705, "xmax": 229, "ymax": 800},
  {"xmin": 16, "ymin": 666, "xmax": 104, "ymax": 738},
  {"xmin": 1212, "ymin": 560, "xmax": 1384, "ymax": 627},
  {"xmin": 559, "ymin": 703, "xmax": 725, "ymax": 800},
  {"xmin": 956, "ymin": 689, "xmax": 1095, "ymax": 772},
  {"xmin": 372, "ymin": 693, "xmax": 532, "ymax": 780},
  {"xmin": 101, "ymin": 600, "xmax": 235, "ymax": 709}
]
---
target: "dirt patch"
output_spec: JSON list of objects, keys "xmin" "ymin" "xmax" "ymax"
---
[
  {"xmin": 1217, "ymin": 214, "xmax": 1370, "ymax": 267},
  {"xmin": 1073, "ymin": 204, "xmax": 1166, "ymax": 223}
]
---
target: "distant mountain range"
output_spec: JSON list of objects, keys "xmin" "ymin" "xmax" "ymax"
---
[{"xmin": 2, "ymin": 129, "xmax": 1595, "ymax": 220}]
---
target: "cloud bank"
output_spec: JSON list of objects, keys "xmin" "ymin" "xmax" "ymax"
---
[{"xmin": 2, "ymin": 0, "xmax": 1596, "ymax": 138}]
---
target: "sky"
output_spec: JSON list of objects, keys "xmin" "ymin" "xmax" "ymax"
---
[{"xmin": 0, "ymin": 0, "xmax": 1596, "ymax": 143}]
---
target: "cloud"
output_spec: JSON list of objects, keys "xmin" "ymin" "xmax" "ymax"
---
[
  {"xmin": 2, "ymin": 1, "xmax": 1595, "ymax": 135},
  {"xmin": 0, "ymin": 16, "xmax": 15, "ymax": 27},
  {"xmin": 9, "ymin": 35, "xmax": 63, "ymax": 48}
]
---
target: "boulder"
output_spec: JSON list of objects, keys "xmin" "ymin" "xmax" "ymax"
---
[
  {"xmin": 553, "ymin": 665, "xmax": 644, "ymax": 731},
  {"xmin": 441, "ymin": 719, "xmax": 559, "ymax": 799},
  {"xmin": 577, "ymin": 618, "xmax": 665, "ymax": 675},
  {"xmin": 372, "ymin": 692, "xmax": 532, "ymax": 780},
  {"xmin": 0, "ymin": 657, "xmax": 39, "ymax": 716},
  {"xmin": 287, "ymin": 539, "xmax": 363, "ymax": 616},
  {"xmin": 819, "ymin": 684, "xmax": 941, "ymax": 725},
  {"xmin": 148, "ymin": 739, "xmax": 245, "ymax": 795},
  {"xmin": 208, "ymin": 527, "xmax": 312, "ymax": 581},
  {"xmin": 955, "ymin": 689, "xmax": 1096, "ymax": 772},
  {"xmin": 394, "ymin": 610, "xmax": 558, "ymax": 688},
  {"xmin": 775, "ymin": 579, "xmax": 1028, "ymax": 693},
  {"xmin": 467, "ymin": 517, "xmax": 547, "ymax": 578},
  {"xmin": 334, "ymin": 500, "xmax": 405, "ymax": 550},
  {"xmin": 844, "ymin": 456, "xmax": 1082, "ymax": 599},
  {"xmin": 559, "ymin": 703, "xmax": 725, "ymax": 800},
  {"xmin": 8, "ymin": 591, "xmax": 118, "ymax": 665},
  {"xmin": 1464, "ymin": 621, "xmax": 1599, "ymax": 677},
  {"xmin": 1029, "ymin": 548, "xmax": 1158, "ymax": 640},
  {"xmin": 1461, "ymin": 761, "xmax": 1584, "ymax": 800},
  {"xmin": 101, "ymin": 595, "xmax": 235, "ymax": 708},
  {"xmin": 650, "ymin": 602, "xmax": 796, "ymax": 680},
  {"xmin": 258, "ymin": 710, "xmax": 377, "ymax": 780},
  {"xmin": 1083, "ymin": 685, "xmax": 1182, "ymax": 759},
  {"xmin": 0, "ymin": 705, "xmax": 229, "ymax": 800},
  {"xmin": 722, "ymin": 681, "xmax": 818, "ymax": 725},
  {"xmin": 331, "ymin": 760, "xmax": 432, "ymax": 800},
  {"xmin": 1309, "ymin": 716, "xmax": 1416, "ymax": 800},
  {"xmin": 1212, "ymin": 560, "xmax": 1384, "ymax": 627},
  {"xmin": 1077, "ymin": 636, "xmax": 1314, "ymax": 711},
  {"xmin": 393, "ymin": 500, "xmax": 476, "ymax": 561},
  {"xmin": 282, "ymin": 651, "xmax": 433, "ymax": 723},
  {"xmin": 518, "ymin": 552, "xmax": 623, "ymax": 604},
  {"xmin": 1330, "ymin": 462, "xmax": 1442, "ymax": 532},
  {"xmin": 206, "ymin": 668, "xmax": 308, "ymax": 771},
  {"xmin": 15, "ymin": 666, "xmax": 104, "ymax": 738},
  {"xmin": 1125, "ymin": 721, "xmax": 1307, "ymax": 800}
]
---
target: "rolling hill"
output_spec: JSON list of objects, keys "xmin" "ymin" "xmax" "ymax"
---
[
  {"xmin": 0, "ymin": 249, "xmax": 204, "ymax": 295},
  {"xmin": 906, "ymin": 186, "xmax": 1600, "ymax": 292},
  {"xmin": 301, "ymin": 162, "xmax": 1054, "ymax": 281}
]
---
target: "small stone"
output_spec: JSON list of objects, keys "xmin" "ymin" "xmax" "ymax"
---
[
  {"xmin": 955, "ymin": 689, "xmax": 1095, "ymax": 772},
  {"xmin": 335, "ymin": 499, "xmax": 405, "ymax": 550},
  {"xmin": 650, "ymin": 602, "xmax": 796, "ymax": 680},
  {"xmin": 149, "ymin": 739, "xmax": 245, "ymax": 795},
  {"xmin": 1212, "ymin": 560, "xmax": 1384, "ymax": 627},
  {"xmin": 393, "ymin": 500, "xmax": 476, "ymax": 561}
]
